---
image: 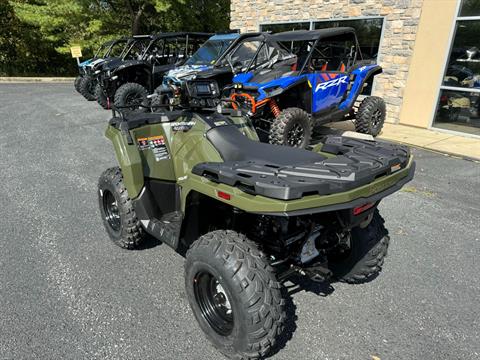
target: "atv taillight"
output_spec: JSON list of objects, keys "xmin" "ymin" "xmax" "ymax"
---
[
  {"xmin": 217, "ymin": 191, "xmax": 231, "ymax": 201},
  {"xmin": 353, "ymin": 202, "xmax": 374, "ymax": 216}
]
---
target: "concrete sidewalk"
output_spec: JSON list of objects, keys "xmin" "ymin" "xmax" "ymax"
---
[
  {"xmin": 327, "ymin": 121, "xmax": 480, "ymax": 161},
  {"xmin": 379, "ymin": 123, "xmax": 480, "ymax": 161}
]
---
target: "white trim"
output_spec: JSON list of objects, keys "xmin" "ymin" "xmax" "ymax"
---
[
  {"xmin": 259, "ymin": 20, "xmax": 311, "ymax": 31},
  {"xmin": 457, "ymin": 15, "xmax": 480, "ymax": 20},
  {"xmin": 428, "ymin": 0, "xmax": 463, "ymax": 129},
  {"xmin": 439, "ymin": 85, "xmax": 480, "ymax": 93},
  {"xmin": 258, "ymin": 16, "xmax": 386, "ymax": 31},
  {"xmin": 312, "ymin": 16, "xmax": 386, "ymax": 23}
]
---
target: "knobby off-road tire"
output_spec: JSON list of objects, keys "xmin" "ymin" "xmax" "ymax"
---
[
  {"xmin": 269, "ymin": 107, "xmax": 312, "ymax": 148},
  {"xmin": 98, "ymin": 167, "xmax": 145, "ymax": 249},
  {"xmin": 74, "ymin": 75, "xmax": 83, "ymax": 93},
  {"xmin": 329, "ymin": 210, "xmax": 390, "ymax": 284},
  {"xmin": 185, "ymin": 230, "xmax": 286, "ymax": 359},
  {"xmin": 114, "ymin": 82, "xmax": 148, "ymax": 112},
  {"xmin": 95, "ymin": 83, "xmax": 109, "ymax": 109},
  {"xmin": 355, "ymin": 96, "xmax": 386, "ymax": 136},
  {"xmin": 79, "ymin": 75, "xmax": 97, "ymax": 101}
]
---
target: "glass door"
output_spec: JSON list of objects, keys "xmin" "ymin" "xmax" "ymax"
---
[{"xmin": 433, "ymin": 0, "xmax": 480, "ymax": 136}]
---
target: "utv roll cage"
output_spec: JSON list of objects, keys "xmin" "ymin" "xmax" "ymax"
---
[
  {"xmin": 139, "ymin": 33, "xmax": 211, "ymax": 62},
  {"xmin": 210, "ymin": 32, "xmax": 264, "ymax": 67},
  {"xmin": 270, "ymin": 27, "xmax": 363, "ymax": 74},
  {"xmin": 94, "ymin": 37, "xmax": 130, "ymax": 59},
  {"xmin": 239, "ymin": 34, "xmax": 296, "ymax": 73}
]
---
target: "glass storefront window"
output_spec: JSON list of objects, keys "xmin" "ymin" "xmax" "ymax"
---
[
  {"xmin": 459, "ymin": 0, "xmax": 480, "ymax": 17},
  {"xmin": 434, "ymin": 89, "xmax": 480, "ymax": 135},
  {"xmin": 314, "ymin": 18, "xmax": 383, "ymax": 60},
  {"xmin": 433, "ymin": 7, "xmax": 480, "ymax": 135},
  {"xmin": 443, "ymin": 21, "xmax": 480, "ymax": 89},
  {"xmin": 260, "ymin": 22, "xmax": 310, "ymax": 33}
]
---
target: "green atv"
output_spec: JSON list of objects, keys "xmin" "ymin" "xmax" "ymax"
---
[{"xmin": 98, "ymin": 80, "xmax": 415, "ymax": 359}]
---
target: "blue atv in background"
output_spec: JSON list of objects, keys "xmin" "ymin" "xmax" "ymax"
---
[
  {"xmin": 230, "ymin": 28, "xmax": 385, "ymax": 148},
  {"xmin": 75, "ymin": 38, "xmax": 129, "ymax": 101}
]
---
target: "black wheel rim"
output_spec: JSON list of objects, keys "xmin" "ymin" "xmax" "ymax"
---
[
  {"xmin": 102, "ymin": 190, "xmax": 121, "ymax": 232},
  {"xmin": 193, "ymin": 271, "xmax": 234, "ymax": 336},
  {"xmin": 87, "ymin": 80, "xmax": 96, "ymax": 95},
  {"xmin": 286, "ymin": 123, "xmax": 305, "ymax": 147},
  {"xmin": 371, "ymin": 109, "xmax": 383, "ymax": 129},
  {"xmin": 125, "ymin": 92, "xmax": 144, "ymax": 110}
]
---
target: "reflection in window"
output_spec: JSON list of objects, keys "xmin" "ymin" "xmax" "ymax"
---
[
  {"xmin": 314, "ymin": 18, "xmax": 383, "ymax": 60},
  {"xmin": 260, "ymin": 22, "xmax": 310, "ymax": 33},
  {"xmin": 444, "ymin": 21, "xmax": 480, "ymax": 89},
  {"xmin": 459, "ymin": 0, "xmax": 480, "ymax": 17},
  {"xmin": 434, "ymin": 89, "xmax": 480, "ymax": 135},
  {"xmin": 434, "ymin": 13, "xmax": 480, "ymax": 135}
]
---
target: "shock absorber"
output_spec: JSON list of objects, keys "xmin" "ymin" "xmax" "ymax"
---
[{"xmin": 269, "ymin": 99, "xmax": 281, "ymax": 118}]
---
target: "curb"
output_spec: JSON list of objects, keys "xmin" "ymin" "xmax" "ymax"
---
[{"xmin": 0, "ymin": 77, "xmax": 75, "ymax": 83}]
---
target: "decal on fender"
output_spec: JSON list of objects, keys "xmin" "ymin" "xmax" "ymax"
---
[{"xmin": 315, "ymin": 76, "xmax": 349, "ymax": 92}]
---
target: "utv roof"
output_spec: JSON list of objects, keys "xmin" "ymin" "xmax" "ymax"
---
[
  {"xmin": 208, "ymin": 32, "xmax": 263, "ymax": 41},
  {"xmin": 271, "ymin": 27, "xmax": 355, "ymax": 41},
  {"xmin": 150, "ymin": 32, "xmax": 212, "ymax": 41}
]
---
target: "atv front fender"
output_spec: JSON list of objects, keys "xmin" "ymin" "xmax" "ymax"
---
[
  {"xmin": 105, "ymin": 125, "xmax": 144, "ymax": 198},
  {"xmin": 339, "ymin": 64, "xmax": 382, "ymax": 111}
]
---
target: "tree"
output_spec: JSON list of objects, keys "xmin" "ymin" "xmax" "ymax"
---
[{"xmin": 2, "ymin": 0, "xmax": 230, "ymax": 76}]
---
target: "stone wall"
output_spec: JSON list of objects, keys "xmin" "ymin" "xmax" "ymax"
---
[{"xmin": 230, "ymin": 0, "xmax": 424, "ymax": 124}]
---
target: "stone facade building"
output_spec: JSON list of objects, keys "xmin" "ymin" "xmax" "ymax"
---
[{"xmin": 230, "ymin": 0, "xmax": 480, "ymax": 137}]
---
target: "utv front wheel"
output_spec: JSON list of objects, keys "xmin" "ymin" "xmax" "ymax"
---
[
  {"xmin": 74, "ymin": 76, "xmax": 83, "ymax": 93},
  {"xmin": 269, "ymin": 107, "xmax": 312, "ymax": 148},
  {"xmin": 79, "ymin": 75, "xmax": 97, "ymax": 101},
  {"xmin": 95, "ymin": 83, "xmax": 109, "ymax": 109},
  {"xmin": 328, "ymin": 210, "xmax": 389, "ymax": 284},
  {"xmin": 185, "ymin": 230, "xmax": 285, "ymax": 359},
  {"xmin": 114, "ymin": 82, "xmax": 148, "ymax": 112},
  {"xmin": 98, "ymin": 167, "xmax": 145, "ymax": 249},
  {"xmin": 355, "ymin": 96, "xmax": 386, "ymax": 136}
]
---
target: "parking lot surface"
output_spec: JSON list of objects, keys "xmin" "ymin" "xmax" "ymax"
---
[{"xmin": 0, "ymin": 84, "xmax": 479, "ymax": 360}]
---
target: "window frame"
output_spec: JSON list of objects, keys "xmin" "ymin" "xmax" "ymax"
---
[{"xmin": 430, "ymin": 0, "xmax": 480, "ymax": 138}]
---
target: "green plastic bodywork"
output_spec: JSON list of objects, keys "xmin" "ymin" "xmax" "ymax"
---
[{"xmin": 105, "ymin": 112, "xmax": 414, "ymax": 215}]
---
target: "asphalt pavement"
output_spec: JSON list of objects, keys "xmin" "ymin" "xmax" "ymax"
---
[{"xmin": 0, "ymin": 83, "xmax": 479, "ymax": 360}]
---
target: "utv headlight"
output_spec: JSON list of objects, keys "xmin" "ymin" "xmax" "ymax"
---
[
  {"xmin": 95, "ymin": 70, "xmax": 101, "ymax": 74},
  {"xmin": 264, "ymin": 86, "xmax": 282, "ymax": 97}
]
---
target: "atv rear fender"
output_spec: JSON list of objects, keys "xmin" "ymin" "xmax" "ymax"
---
[
  {"xmin": 339, "ymin": 64, "xmax": 382, "ymax": 111},
  {"xmin": 180, "ymin": 155, "xmax": 414, "ymax": 216}
]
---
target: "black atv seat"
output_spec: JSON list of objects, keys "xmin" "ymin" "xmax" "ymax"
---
[
  {"xmin": 205, "ymin": 125, "xmax": 325, "ymax": 165},
  {"xmin": 193, "ymin": 129, "xmax": 411, "ymax": 201}
]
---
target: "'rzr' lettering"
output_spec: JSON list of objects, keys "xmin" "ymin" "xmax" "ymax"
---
[{"xmin": 315, "ymin": 76, "xmax": 349, "ymax": 92}]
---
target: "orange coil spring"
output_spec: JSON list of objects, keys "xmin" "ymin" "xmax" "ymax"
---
[{"xmin": 269, "ymin": 99, "xmax": 281, "ymax": 118}]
